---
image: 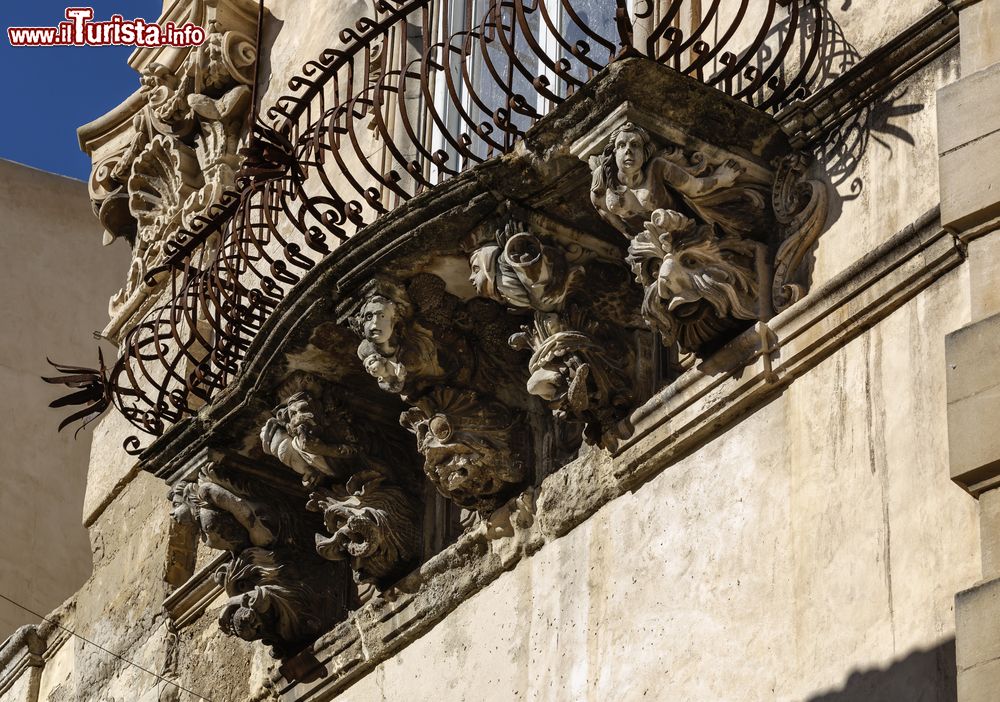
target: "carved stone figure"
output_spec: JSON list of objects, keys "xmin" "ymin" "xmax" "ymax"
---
[
  {"xmin": 627, "ymin": 209, "xmax": 761, "ymax": 354},
  {"xmin": 305, "ymin": 469, "xmax": 421, "ymax": 589},
  {"xmin": 347, "ymin": 281, "xmax": 442, "ymax": 395},
  {"xmin": 260, "ymin": 374, "xmax": 423, "ymax": 589},
  {"xmin": 168, "ymin": 469, "xmax": 276, "ymax": 552},
  {"xmin": 215, "ymin": 547, "xmax": 341, "ymax": 659},
  {"xmin": 589, "ymin": 121, "xmax": 769, "ymax": 239},
  {"xmin": 344, "ymin": 276, "xmax": 531, "ymax": 512},
  {"xmin": 400, "ymin": 387, "xmax": 529, "ymax": 513},
  {"xmin": 468, "ymin": 222, "xmax": 637, "ymax": 450},
  {"xmin": 167, "ymin": 462, "xmax": 351, "ymax": 658}
]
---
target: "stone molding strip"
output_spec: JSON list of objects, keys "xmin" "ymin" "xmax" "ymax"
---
[
  {"xmin": 271, "ymin": 207, "xmax": 963, "ymax": 701},
  {"xmin": 162, "ymin": 551, "xmax": 231, "ymax": 630}
]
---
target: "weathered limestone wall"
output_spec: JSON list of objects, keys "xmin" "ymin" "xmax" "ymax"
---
[{"xmin": 0, "ymin": 159, "xmax": 130, "ymax": 641}]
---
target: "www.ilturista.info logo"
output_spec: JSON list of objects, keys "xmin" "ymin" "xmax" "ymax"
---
[{"xmin": 8, "ymin": 7, "xmax": 206, "ymax": 47}]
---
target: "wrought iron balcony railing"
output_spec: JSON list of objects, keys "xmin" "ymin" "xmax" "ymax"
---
[{"xmin": 47, "ymin": 0, "xmax": 824, "ymax": 452}]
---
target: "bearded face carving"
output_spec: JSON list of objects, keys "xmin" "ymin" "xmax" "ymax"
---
[
  {"xmin": 628, "ymin": 209, "xmax": 760, "ymax": 353},
  {"xmin": 401, "ymin": 388, "xmax": 528, "ymax": 513}
]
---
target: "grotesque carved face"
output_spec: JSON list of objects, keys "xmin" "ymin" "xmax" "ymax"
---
[
  {"xmin": 401, "ymin": 393, "xmax": 527, "ymax": 513},
  {"xmin": 629, "ymin": 209, "xmax": 759, "ymax": 352}
]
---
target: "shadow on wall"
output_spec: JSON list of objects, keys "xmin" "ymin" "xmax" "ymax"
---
[
  {"xmin": 744, "ymin": 0, "xmax": 924, "ymax": 204},
  {"xmin": 807, "ymin": 640, "xmax": 957, "ymax": 702},
  {"xmin": 804, "ymin": 1, "xmax": 925, "ymax": 206}
]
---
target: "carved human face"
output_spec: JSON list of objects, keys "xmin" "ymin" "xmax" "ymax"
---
[
  {"xmin": 468, "ymin": 245, "xmax": 501, "ymax": 298},
  {"xmin": 359, "ymin": 298, "xmax": 397, "ymax": 345},
  {"xmin": 614, "ymin": 130, "xmax": 647, "ymax": 180}
]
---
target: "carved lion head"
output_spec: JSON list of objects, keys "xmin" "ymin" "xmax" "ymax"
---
[{"xmin": 628, "ymin": 209, "xmax": 760, "ymax": 353}]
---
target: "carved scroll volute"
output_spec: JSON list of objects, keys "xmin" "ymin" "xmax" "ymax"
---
[
  {"xmin": 260, "ymin": 374, "xmax": 423, "ymax": 591},
  {"xmin": 468, "ymin": 220, "xmax": 638, "ymax": 450},
  {"xmin": 580, "ymin": 119, "xmax": 785, "ymax": 356},
  {"xmin": 771, "ymin": 153, "xmax": 830, "ymax": 311},
  {"xmin": 344, "ymin": 277, "xmax": 532, "ymax": 513},
  {"xmin": 167, "ymin": 461, "xmax": 351, "ymax": 658}
]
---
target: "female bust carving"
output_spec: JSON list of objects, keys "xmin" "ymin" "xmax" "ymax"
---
[{"xmin": 590, "ymin": 121, "xmax": 767, "ymax": 239}]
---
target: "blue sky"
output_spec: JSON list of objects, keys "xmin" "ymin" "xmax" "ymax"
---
[{"xmin": 0, "ymin": 1, "xmax": 163, "ymax": 180}]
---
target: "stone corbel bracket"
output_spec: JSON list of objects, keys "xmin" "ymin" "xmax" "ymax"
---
[
  {"xmin": 260, "ymin": 372, "xmax": 424, "ymax": 593},
  {"xmin": 571, "ymin": 99, "xmax": 829, "ymax": 354},
  {"xmin": 165, "ymin": 448, "xmax": 354, "ymax": 660},
  {"xmin": 337, "ymin": 275, "xmax": 536, "ymax": 514},
  {"xmin": 464, "ymin": 204, "xmax": 644, "ymax": 450}
]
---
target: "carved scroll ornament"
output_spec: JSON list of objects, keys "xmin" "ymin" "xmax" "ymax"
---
[{"xmin": 89, "ymin": 24, "xmax": 257, "ymax": 332}]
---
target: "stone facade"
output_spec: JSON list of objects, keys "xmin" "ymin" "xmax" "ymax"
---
[{"xmin": 4, "ymin": 1, "xmax": 1000, "ymax": 701}]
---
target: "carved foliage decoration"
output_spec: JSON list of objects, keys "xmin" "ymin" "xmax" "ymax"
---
[
  {"xmin": 168, "ymin": 462, "xmax": 350, "ymax": 658},
  {"xmin": 469, "ymin": 220, "xmax": 637, "ymax": 450},
  {"xmin": 90, "ymin": 22, "xmax": 258, "ymax": 330}
]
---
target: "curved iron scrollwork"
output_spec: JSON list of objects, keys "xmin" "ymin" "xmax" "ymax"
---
[{"xmin": 48, "ymin": 0, "xmax": 824, "ymax": 450}]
